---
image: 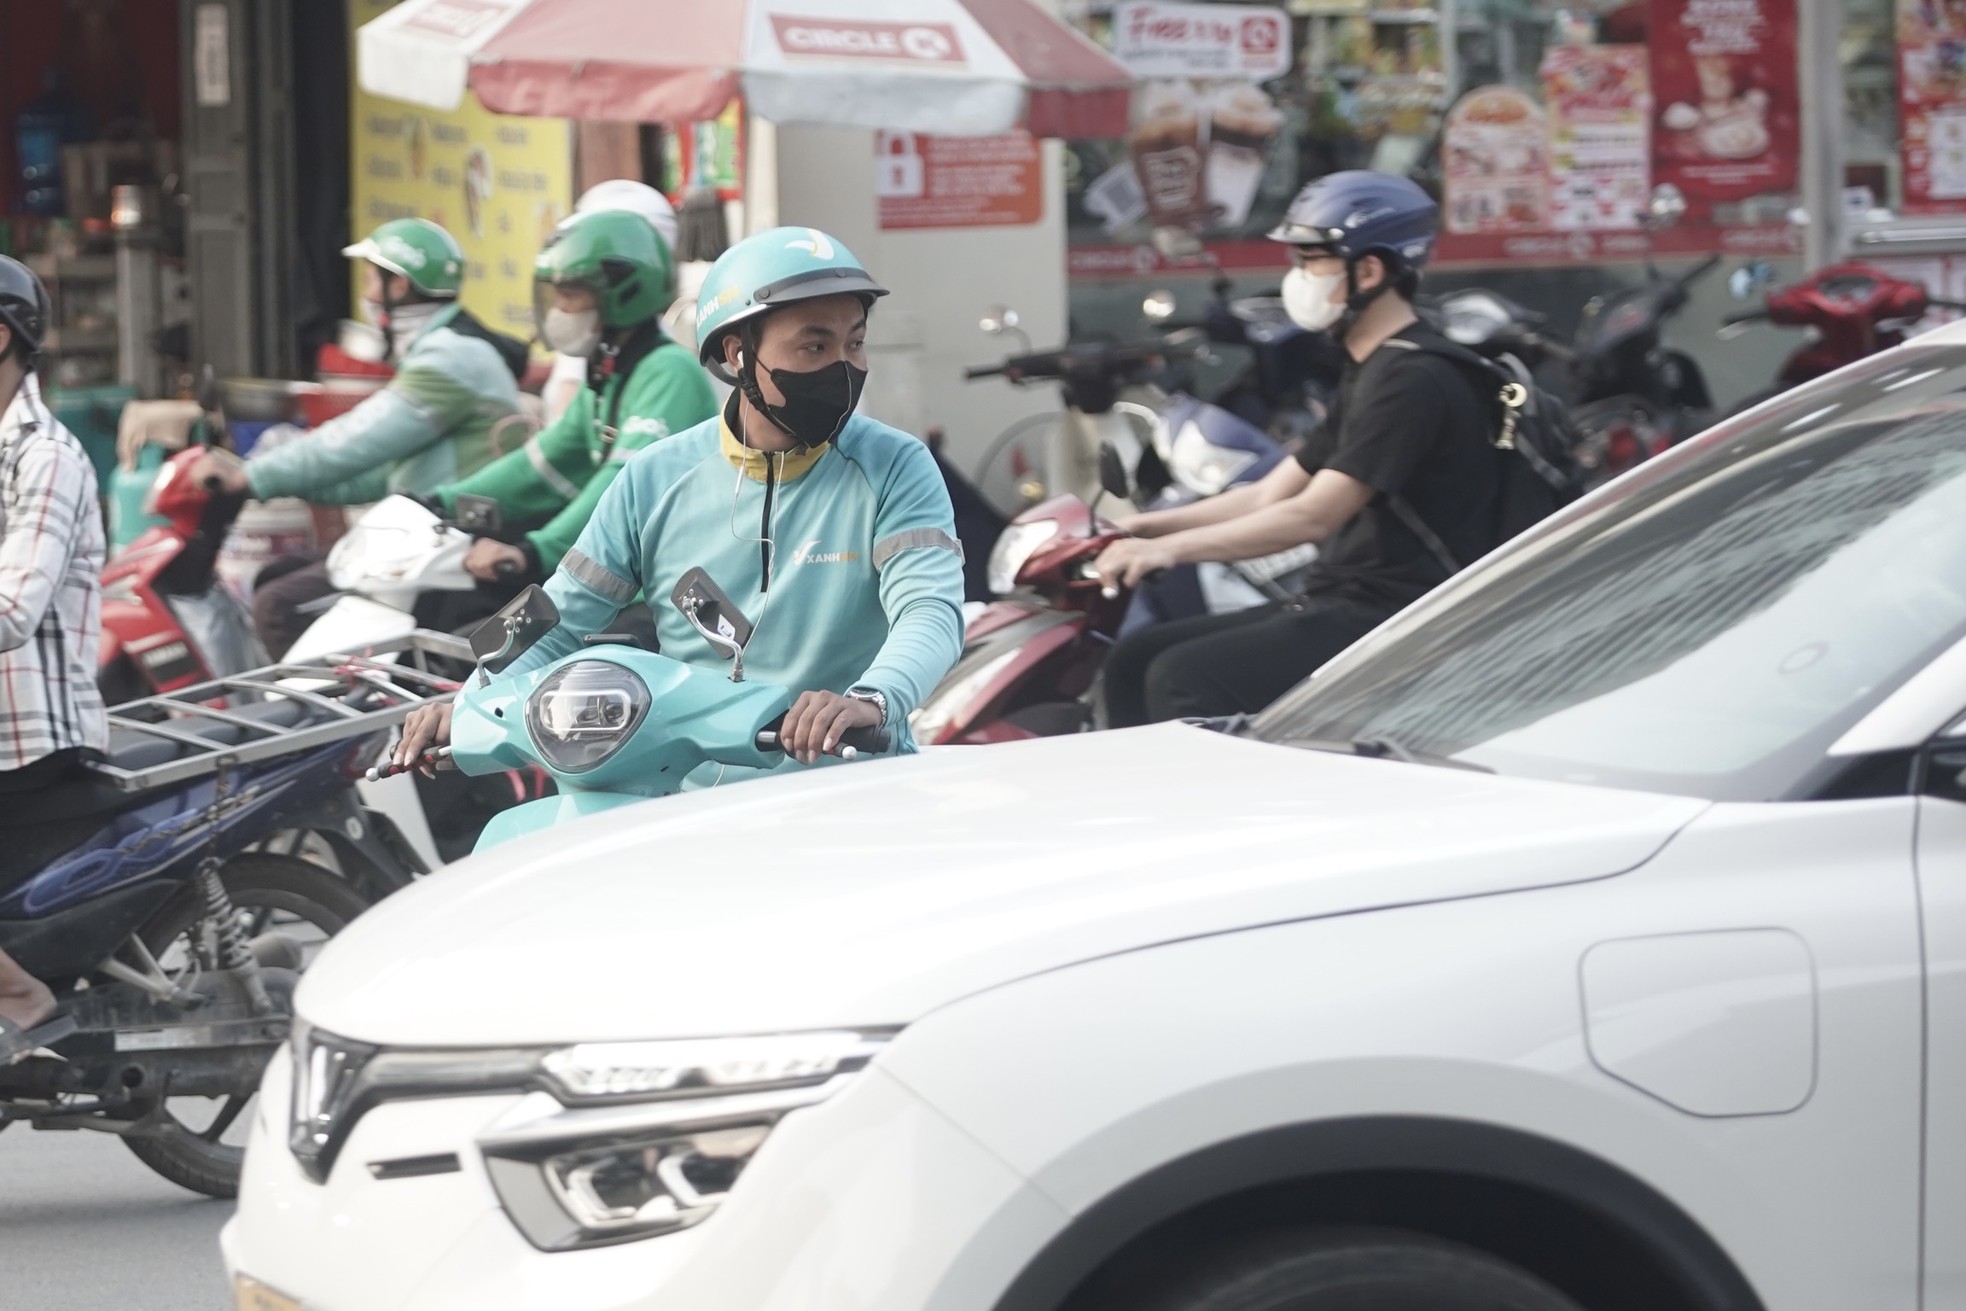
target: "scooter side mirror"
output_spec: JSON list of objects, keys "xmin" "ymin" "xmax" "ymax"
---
[
  {"xmin": 452, "ymin": 493, "xmax": 503, "ymax": 535},
  {"xmin": 671, "ymin": 566, "xmax": 754, "ymax": 664},
  {"xmin": 1097, "ymin": 441, "xmax": 1134, "ymax": 502},
  {"xmin": 470, "ymin": 585, "xmax": 561, "ymax": 675},
  {"xmin": 194, "ymin": 364, "xmax": 221, "ymax": 414}
]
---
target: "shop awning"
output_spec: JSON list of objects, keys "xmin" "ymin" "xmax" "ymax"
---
[{"xmin": 356, "ymin": 0, "xmax": 1132, "ymax": 138}]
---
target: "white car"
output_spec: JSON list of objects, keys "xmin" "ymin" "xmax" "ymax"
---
[{"xmin": 224, "ymin": 336, "xmax": 1966, "ymax": 1311}]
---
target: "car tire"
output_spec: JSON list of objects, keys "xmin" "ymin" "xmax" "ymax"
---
[{"xmin": 1122, "ymin": 1226, "xmax": 1585, "ymax": 1311}]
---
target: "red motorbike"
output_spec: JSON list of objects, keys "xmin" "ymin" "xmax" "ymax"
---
[
  {"xmin": 1723, "ymin": 262, "xmax": 1966, "ymax": 411},
  {"xmin": 912, "ymin": 493, "xmax": 1132, "ymax": 746},
  {"xmin": 98, "ymin": 436, "xmax": 259, "ymax": 705}
]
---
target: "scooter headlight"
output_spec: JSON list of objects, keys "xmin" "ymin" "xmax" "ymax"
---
[
  {"xmin": 524, "ymin": 660, "xmax": 650, "ymax": 773},
  {"xmin": 1167, "ymin": 420, "xmax": 1259, "ymax": 496},
  {"xmin": 987, "ymin": 518, "xmax": 1060, "ymax": 595}
]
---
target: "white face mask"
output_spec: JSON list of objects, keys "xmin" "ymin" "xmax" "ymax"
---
[
  {"xmin": 543, "ymin": 307, "xmax": 603, "ymax": 358},
  {"xmin": 1282, "ymin": 265, "xmax": 1348, "ymax": 333}
]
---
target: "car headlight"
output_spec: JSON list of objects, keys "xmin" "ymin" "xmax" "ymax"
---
[
  {"xmin": 1167, "ymin": 420, "xmax": 1259, "ymax": 496},
  {"xmin": 482, "ymin": 1031, "xmax": 890, "ymax": 1251},
  {"xmin": 524, "ymin": 660, "xmax": 650, "ymax": 773},
  {"xmin": 986, "ymin": 518, "xmax": 1060, "ymax": 595}
]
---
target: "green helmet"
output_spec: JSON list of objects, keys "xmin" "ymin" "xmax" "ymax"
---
[
  {"xmin": 342, "ymin": 218, "xmax": 464, "ymax": 299},
  {"xmin": 695, "ymin": 226, "xmax": 886, "ymax": 382},
  {"xmin": 533, "ymin": 208, "xmax": 674, "ymax": 333}
]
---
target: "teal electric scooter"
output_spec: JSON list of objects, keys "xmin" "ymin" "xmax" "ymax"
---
[{"xmin": 372, "ymin": 570, "xmax": 890, "ymax": 853}]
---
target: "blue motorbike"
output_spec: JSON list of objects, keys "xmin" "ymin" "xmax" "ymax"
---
[
  {"xmin": 0, "ymin": 648, "xmax": 443, "ymax": 1197},
  {"xmin": 381, "ymin": 577, "xmax": 890, "ymax": 854}
]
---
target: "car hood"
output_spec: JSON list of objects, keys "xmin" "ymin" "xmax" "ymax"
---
[{"xmin": 300, "ymin": 725, "xmax": 1707, "ymax": 1046}]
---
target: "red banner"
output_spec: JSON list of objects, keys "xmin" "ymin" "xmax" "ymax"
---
[
  {"xmin": 1648, "ymin": 0, "xmax": 1799, "ymax": 209},
  {"xmin": 1897, "ymin": 0, "xmax": 1966, "ymax": 214}
]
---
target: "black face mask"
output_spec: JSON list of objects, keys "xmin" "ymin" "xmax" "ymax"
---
[{"xmin": 742, "ymin": 358, "xmax": 867, "ymax": 449}]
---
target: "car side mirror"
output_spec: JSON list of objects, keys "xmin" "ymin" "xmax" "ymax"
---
[
  {"xmin": 1097, "ymin": 441, "xmax": 1133, "ymax": 502},
  {"xmin": 671, "ymin": 566, "xmax": 754, "ymax": 668},
  {"xmin": 469, "ymin": 585, "xmax": 560, "ymax": 675},
  {"xmin": 452, "ymin": 493, "xmax": 502, "ymax": 535}
]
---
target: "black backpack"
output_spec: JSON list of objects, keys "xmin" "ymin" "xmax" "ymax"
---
[{"xmin": 1388, "ymin": 337, "xmax": 1586, "ymax": 573}]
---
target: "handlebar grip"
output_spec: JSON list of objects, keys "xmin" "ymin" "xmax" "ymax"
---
[
  {"xmin": 366, "ymin": 746, "xmax": 451, "ymax": 782},
  {"xmin": 492, "ymin": 558, "xmax": 523, "ymax": 579},
  {"xmin": 965, "ymin": 364, "xmax": 1007, "ymax": 381},
  {"xmin": 202, "ymin": 475, "xmax": 226, "ymax": 492},
  {"xmin": 754, "ymin": 717, "xmax": 893, "ymax": 760}
]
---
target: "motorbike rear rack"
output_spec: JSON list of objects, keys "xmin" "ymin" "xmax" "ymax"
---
[{"xmin": 89, "ymin": 629, "xmax": 477, "ymax": 793}]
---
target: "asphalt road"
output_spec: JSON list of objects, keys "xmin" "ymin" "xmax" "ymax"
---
[{"xmin": 0, "ymin": 1124, "xmax": 232, "ymax": 1310}]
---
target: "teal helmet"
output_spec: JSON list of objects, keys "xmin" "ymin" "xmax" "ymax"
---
[{"xmin": 695, "ymin": 226, "xmax": 887, "ymax": 383}]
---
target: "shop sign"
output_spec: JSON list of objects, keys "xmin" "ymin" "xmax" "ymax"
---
[
  {"xmin": 875, "ymin": 131, "xmax": 1043, "ymax": 230},
  {"xmin": 1649, "ymin": 0, "xmax": 1799, "ymax": 205},
  {"xmin": 1110, "ymin": 2, "xmax": 1291, "ymax": 81},
  {"xmin": 1896, "ymin": 0, "xmax": 1966, "ymax": 214},
  {"xmin": 1543, "ymin": 46, "xmax": 1652, "ymax": 230},
  {"xmin": 768, "ymin": 17, "xmax": 967, "ymax": 66},
  {"xmin": 348, "ymin": 0, "xmax": 573, "ymax": 347},
  {"xmin": 1443, "ymin": 87, "xmax": 1552, "ymax": 235}
]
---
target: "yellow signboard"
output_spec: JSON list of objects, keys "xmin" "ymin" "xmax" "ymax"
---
[{"xmin": 347, "ymin": 0, "xmax": 573, "ymax": 347}]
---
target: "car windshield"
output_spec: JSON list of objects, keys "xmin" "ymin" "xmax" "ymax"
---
[{"xmin": 1255, "ymin": 347, "xmax": 1966, "ymax": 802}]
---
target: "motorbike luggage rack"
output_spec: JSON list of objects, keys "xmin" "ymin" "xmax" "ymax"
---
[{"xmin": 88, "ymin": 629, "xmax": 478, "ymax": 793}]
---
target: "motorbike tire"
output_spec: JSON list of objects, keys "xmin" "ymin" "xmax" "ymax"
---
[{"xmin": 119, "ymin": 853, "xmax": 372, "ymax": 1199}]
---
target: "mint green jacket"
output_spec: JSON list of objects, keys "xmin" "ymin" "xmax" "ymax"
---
[
  {"xmin": 245, "ymin": 305, "xmax": 521, "ymax": 504},
  {"xmin": 503, "ymin": 411, "xmax": 965, "ymax": 777}
]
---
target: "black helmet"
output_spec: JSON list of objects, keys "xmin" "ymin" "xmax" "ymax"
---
[{"xmin": 0, "ymin": 256, "xmax": 50, "ymax": 365}]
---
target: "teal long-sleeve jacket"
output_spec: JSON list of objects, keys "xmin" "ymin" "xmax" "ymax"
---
[{"xmin": 500, "ymin": 408, "xmax": 966, "ymax": 781}]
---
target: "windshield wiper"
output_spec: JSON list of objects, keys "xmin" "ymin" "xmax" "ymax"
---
[{"xmin": 1282, "ymin": 734, "xmax": 1495, "ymax": 774}]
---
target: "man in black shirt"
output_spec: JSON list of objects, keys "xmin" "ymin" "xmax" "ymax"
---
[{"xmin": 1098, "ymin": 171, "xmax": 1498, "ymax": 726}]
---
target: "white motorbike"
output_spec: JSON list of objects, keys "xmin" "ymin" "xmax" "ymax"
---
[{"xmin": 284, "ymin": 493, "xmax": 524, "ymax": 868}]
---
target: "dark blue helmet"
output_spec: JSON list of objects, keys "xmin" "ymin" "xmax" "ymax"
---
[
  {"xmin": 1268, "ymin": 171, "xmax": 1439, "ymax": 272},
  {"xmin": 0, "ymin": 256, "xmax": 49, "ymax": 363}
]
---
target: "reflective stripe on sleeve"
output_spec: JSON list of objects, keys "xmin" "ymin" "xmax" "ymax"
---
[
  {"xmin": 526, "ymin": 436, "xmax": 583, "ymax": 501},
  {"xmin": 872, "ymin": 527, "xmax": 965, "ymax": 571},
  {"xmin": 561, "ymin": 547, "xmax": 637, "ymax": 603}
]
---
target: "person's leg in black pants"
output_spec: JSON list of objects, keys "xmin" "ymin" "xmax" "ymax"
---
[
  {"xmin": 252, "ymin": 560, "xmax": 338, "ymax": 660},
  {"xmin": 1136, "ymin": 599, "xmax": 1388, "ymax": 725},
  {"xmin": 1103, "ymin": 603, "xmax": 1286, "ymax": 728}
]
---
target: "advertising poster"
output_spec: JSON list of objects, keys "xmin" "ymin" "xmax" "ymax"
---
[
  {"xmin": 1541, "ymin": 46, "xmax": 1652, "ymax": 231},
  {"xmin": 1443, "ymin": 87, "xmax": 1552, "ymax": 236},
  {"xmin": 348, "ymin": 0, "xmax": 573, "ymax": 346},
  {"xmin": 1648, "ymin": 0, "xmax": 1799, "ymax": 209},
  {"xmin": 875, "ymin": 132, "xmax": 1043, "ymax": 231},
  {"xmin": 1896, "ymin": 0, "xmax": 1966, "ymax": 213}
]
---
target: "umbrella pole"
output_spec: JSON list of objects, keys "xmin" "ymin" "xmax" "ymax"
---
[{"xmin": 744, "ymin": 114, "xmax": 778, "ymax": 236}]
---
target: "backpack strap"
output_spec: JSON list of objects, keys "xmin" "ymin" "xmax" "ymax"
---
[
  {"xmin": 1387, "ymin": 494, "xmax": 1463, "ymax": 576},
  {"xmin": 590, "ymin": 323, "xmax": 665, "ymax": 457}
]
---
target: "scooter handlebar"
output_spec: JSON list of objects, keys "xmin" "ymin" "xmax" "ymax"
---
[
  {"xmin": 366, "ymin": 746, "xmax": 452, "ymax": 781},
  {"xmin": 1930, "ymin": 298, "xmax": 1966, "ymax": 312},
  {"xmin": 755, "ymin": 715, "xmax": 893, "ymax": 761},
  {"xmin": 1721, "ymin": 307, "xmax": 1772, "ymax": 327},
  {"xmin": 965, "ymin": 363, "xmax": 1008, "ymax": 380}
]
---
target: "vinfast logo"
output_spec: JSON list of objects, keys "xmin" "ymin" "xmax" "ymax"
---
[{"xmin": 768, "ymin": 16, "xmax": 967, "ymax": 65}]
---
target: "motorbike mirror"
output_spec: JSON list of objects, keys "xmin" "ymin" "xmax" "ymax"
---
[
  {"xmin": 194, "ymin": 364, "xmax": 220, "ymax": 414},
  {"xmin": 469, "ymin": 585, "xmax": 561, "ymax": 675},
  {"xmin": 1096, "ymin": 441, "xmax": 1134, "ymax": 503},
  {"xmin": 979, "ymin": 305, "xmax": 1020, "ymax": 336},
  {"xmin": 1644, "ymin": 183, "xmax": 1688, "ymax": 231},
  {"xmin": 1142, "ymin": 289, "xmax": 1178, "ymax": 322},
  {"xmin": 670, "ymin": 566, "xmax": 755, "ymax": 665},
  {"xmin": 452, "ymin": 493, "xmax": 503, "ymax": 535}
]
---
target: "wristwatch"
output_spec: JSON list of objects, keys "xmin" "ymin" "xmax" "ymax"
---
[{"xmin": 844, "ymin": 687, "xmax": 888, "ymax": 726}]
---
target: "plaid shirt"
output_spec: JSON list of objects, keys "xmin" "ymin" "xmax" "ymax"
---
[{"xmin": 0, "ymin": 374, "xmax": 106, "ymax": 772}]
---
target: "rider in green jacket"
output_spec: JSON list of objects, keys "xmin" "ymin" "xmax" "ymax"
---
[{"xmin": 436, "ymin": 208, "xmax": 716, "ymax": 582}]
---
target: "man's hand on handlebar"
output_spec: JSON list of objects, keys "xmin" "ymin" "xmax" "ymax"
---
[
  {"xmin": 185, "ymin": 452, "xmax": 249, "ymax": 496},
  {"xmin": 465, "ymin": 538, "xmax": 529, "ymax": 582},
  {"xmin": 393, "ymin": 701, "xmax": 455, "ymax": 778},
  {"xmin": 1093, "ymin": 536, "xmax": 1179, "ymax": 589},
  {"xmin": 779, "ymin": 690, "xmax": 883, "ymax": 767}
]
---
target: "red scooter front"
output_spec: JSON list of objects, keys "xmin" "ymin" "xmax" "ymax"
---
[
  {"xmin": 914, "ymin": 495, "xmax": 1133, "ymax": 746},
  {"xmin": 1725, "ymin": 263, "xmax": 1966, "ymax": 400}
]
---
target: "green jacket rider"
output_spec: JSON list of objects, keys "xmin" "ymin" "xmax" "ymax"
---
[{"xmin": 435, "ymin": 208, "xmax": 716, "ymax": 581}]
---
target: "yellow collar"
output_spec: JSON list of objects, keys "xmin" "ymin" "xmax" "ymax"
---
[{"xmin": 720, "ymin": 418, "xmax": 830, "ymax": 483}]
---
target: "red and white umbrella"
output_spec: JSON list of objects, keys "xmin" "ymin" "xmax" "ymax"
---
[{"xmin": 358, "ymin": 0, "xmax": 1132, "ymax": 138}]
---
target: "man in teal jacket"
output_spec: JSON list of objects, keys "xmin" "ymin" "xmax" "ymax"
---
[{"xmin": 395, "ymin": 226, "xmax": 964, "ymax": 775}]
